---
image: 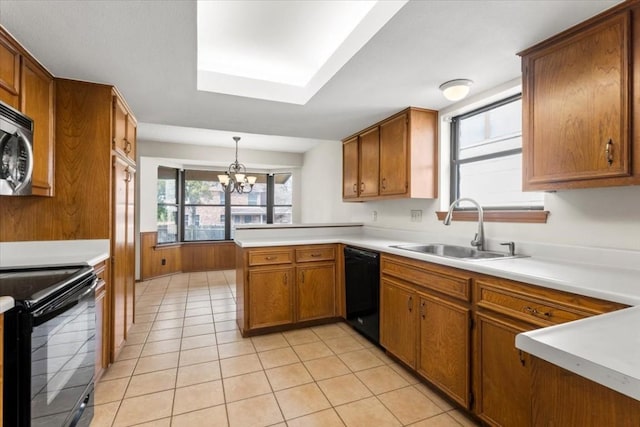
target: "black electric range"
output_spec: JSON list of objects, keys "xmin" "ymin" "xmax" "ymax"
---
[{"xmin": 0, "ymin": 264, "xmax": 97, "ymax": 427}]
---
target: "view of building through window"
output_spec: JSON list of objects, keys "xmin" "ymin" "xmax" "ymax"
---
[
  {"xmin": 157, "ymin": 168, "xmax": 292, "ymax": 243},
  {"xmin": 157, "ymin": 167, "xmax": 179, "ymax": 244},
  {"xmin": 452, "ymin": 95, "xmax": 544, "ymax": 209}
]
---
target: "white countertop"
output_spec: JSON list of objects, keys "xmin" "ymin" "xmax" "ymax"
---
[
  {"xmin": 0, "ymin": 239, "xmax": 110, "ymax": 268},
  {"xmin": 0, "ymin": 296, "xmax": 14, "ymax": 314},
  {"xmin": 0, "ymin": 239, "xmax": 110, "ymax": 314},
  {"xmin": 235, "ymin": 233, "xmax": 640, "ymax": 306},
  {"xmin": 235, "ymin": 224, "xmax": 640, "ymax": 401}
]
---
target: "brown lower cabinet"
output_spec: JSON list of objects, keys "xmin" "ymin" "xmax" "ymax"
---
[
  {"xmin": 380, "ymin": 254, "xmax": 472, "ymax": 408},
  {"xmin": 248, "ymin": 266, "xmax": 294, "ymax": 329},
  {"xmin": 531, "ymin": 357, "xmax": 640, "ymax": 426},
  {"xmin": 474, "ymin": 311, "xmax": 533, "ymax": 426},
  {"xmin": 379, "ymin": 253, "xmax": 630, "ymax": 426},
  {"xmin": 473, "ymin": 276, "xmax": 628, "ymax": 426},
  {"xmin": 93, "ymin": 260, "xmax": 110, "ymax": 380},
  {"xmin": 237, "ymin": 244, "xmax": 338, "ymax": 336}
]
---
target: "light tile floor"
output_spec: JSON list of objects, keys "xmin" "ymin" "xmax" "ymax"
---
[{"xmin": 91, "ymin": 271, "xmax": 480, "ymax": 427}]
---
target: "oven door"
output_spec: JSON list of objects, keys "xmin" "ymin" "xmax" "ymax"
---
[{"xmin": 30, "ymin": 276, "xmax": 97, "ymax": 427}]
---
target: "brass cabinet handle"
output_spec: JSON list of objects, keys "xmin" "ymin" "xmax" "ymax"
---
[
  {"xmin": 124, "ymin": 139, "xmax": 132, "ymax": 154},
  {"xmin": 301, "ymin": 271, "xmax": 305, "ymax": 283},
  {"xmin": 408, "ymin": 295, "xmax": 413, "ymax": 312},
  {"xmin": 265, "ymin": 256, "xmax": 277, "ymax": 260},
  {"xmin": 381, "ymin": 177, "xmax": 387, "ymax": 190},
  {"xmin": 524, "ymin": 305, "xmax": 552, "ymax": 318},
  {"xmin": 360, "ymin": 182, "xmax": 365, "ymax": 192},
  {"xmin": 124, "ymin": 168, "xmax": 132, "ymax": 183},
  {"xmin": 518, "ymin": 350, "xmax": 526, "ymax": 367},
  {"xmin": 605, "ymin": 139, "xmax": 613, "ymax": 166},
  {"xmin": 310, "ymin": 253, "xmax": 322, "ymax": 257},
  {"xmin": 420, "ymin": 300, "xmax": 426, "ymax": 319}
]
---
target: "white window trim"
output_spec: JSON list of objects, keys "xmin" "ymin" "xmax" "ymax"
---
[{"xmin": 437, "ymin": 77, "xmax": 522, "ymax": 211}]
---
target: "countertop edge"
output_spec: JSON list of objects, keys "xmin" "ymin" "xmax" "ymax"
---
[
  {"xmin": 0, "ymin": 296, "xmax": 15, "ymax": 314},
  {"xmin": 515, "ymin": 306, "xmax": 640, "ymax": 401}
]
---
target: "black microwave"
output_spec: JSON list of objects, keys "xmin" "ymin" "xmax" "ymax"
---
[{"xmin": 0, "ymin": 101, "xmax": 34, "ymax": 196}]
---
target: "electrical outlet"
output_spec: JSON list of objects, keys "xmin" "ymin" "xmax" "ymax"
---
[
  {"xmin": 410, "ymin": 209, "xmax": 423, "ymax": 222},
  {"xmin": 372, "ymin": 210, "xmax": 378, "ymax": 222}
]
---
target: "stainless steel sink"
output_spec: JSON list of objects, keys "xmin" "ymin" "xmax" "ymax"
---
[{"xmin": 390, "ymin": 243, "xmax": 526, "ymax": 261}]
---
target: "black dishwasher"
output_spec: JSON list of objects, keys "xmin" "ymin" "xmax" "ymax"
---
[{"xmin": 344, "ymin": 246, "xmax": 380, "ymax": 344}]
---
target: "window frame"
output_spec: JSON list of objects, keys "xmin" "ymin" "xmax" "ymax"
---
[
  {"xmin": 156, "ymin": 167, "xmax": 181, "ymax": 244},
  {"xmin": 156, "ymin": 168, "xmax": 293, "ymax": 244},
  {"xmin": 449, "ymin": 93, "xmax": 543, "ymax": 212},
  {"xmin": 436, "ymin": 91, "xmax": 549, "ymax": 223}
]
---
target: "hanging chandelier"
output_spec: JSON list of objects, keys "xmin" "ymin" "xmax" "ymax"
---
[{"xmin": 217, "ymin": 136, "xmax": 257, "ymax": 193}]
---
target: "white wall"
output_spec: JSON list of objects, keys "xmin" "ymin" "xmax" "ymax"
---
[
  {"xmin": 301, "ymin": 141, "xmax": 368, "ymax": 223},
  {"xmin": 300, "ymin": 80, "xmax": 640, "ymax": 252}
]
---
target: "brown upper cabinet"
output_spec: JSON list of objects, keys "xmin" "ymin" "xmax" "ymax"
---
[
  {"xmin": 519, "ymin": 2, "xmax": 640, "ymax": 191},
  {"xmin": 0, "ymin": 30, "xmax": 20, "ymax": 108},
  {"xmin": 1, "ymin": 27, "xmax": 55, "ymax": 196},
  {"xmin": 112, "ymin": 95, "xmax": 137, "ymax": 162},
  {"xmin": 342, "ymin": 107, "xmax": 438, "ymax": 201}
]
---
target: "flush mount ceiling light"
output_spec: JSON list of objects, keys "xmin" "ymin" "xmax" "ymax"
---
[
  {"xmin": 218, "ymin": 136, "xmax": 257, "ymax": 194},
  {"xmin": 439, "ymin": 79, "xmax": 473, "ymax": 101}
]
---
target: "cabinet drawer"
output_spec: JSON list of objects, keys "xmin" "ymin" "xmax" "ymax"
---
[
  {"xmin": 476, "ymin": 283, "xmax": 587, "ymax": 327},
  {"xmin": 248, "ymin": 249, "xmax": 293, "ymax": 266},
  {"xmin": 382, "ymin": 257, "xmax": 470, "ymax": 302},
  {"xmin": 296, "ymin": 246, "xmax": 336, "ymax": 263}
]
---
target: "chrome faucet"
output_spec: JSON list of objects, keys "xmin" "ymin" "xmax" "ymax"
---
[{"xmin": 443, "ymin": 197, "xmax": 485, "ymax": 251}]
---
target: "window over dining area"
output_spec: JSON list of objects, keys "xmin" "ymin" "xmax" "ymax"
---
[{"xmin": 157, "ymin": 168, "xmax": 292, "ymax": 244}]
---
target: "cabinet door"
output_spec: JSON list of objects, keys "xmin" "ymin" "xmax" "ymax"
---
[
  {"xmin": 379, "ymin": 114, "xmax": 408, "ymax": 195},
  {"xmin": 125, "ymin": 115, "xmax": 136, "ymax": 162},
  {"xmin": 112, "ymin": 96, "xmax": 128, "ymax": 156},
  {"xmin": 297, "ymin": 263, "xmax": 335, "ymax": 321},
  {"xmin": 21, "ymin": 56, "xmax": 54, "ymax": 196},
  {"xmin": 111, "ymin": 156, "xmax": 128, "ymax": 360},
  {"xmin": 125, "ymin": 167, "xmax": 136, "ymax": 338},
  {"xmin": 0, "ymin": 31, "xmax": 20, "ymax": 108},
  {"xmin": 95, "ymin": 263, "xmax": 111, "ymax": 371},
  {"xmin": 95, "ymin": 281, "xmax": 106, "ymax": 374},
  {"xmin": 380, "ymin": 278, "xmax": 416, "ymax": 368},
  {"xmin": 359, "ymin": 127, "xmax": 379, "ymax": 197},
  {"xmin": 523, "ymin": 13, "xmax": 630, "ymax": 188},
  {"xmin": 248, "ymin": 267, "xmax": 294, "ymax": 329},
  {"xmin": 343, "ymin": 137, "xmax": 359, "ymax": 199},
  {"xmin": 417, "ymin": 294, "xmax": 471, "ymax": 408},
  {"xmin": 475, "ymin": 312, "xmax": 532, "ymax": 427}
]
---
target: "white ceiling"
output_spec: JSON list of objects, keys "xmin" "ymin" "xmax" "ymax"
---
[
  {"xmin": 197, "ymin": 0, "xmax": 408, "ymax": 105},
  {"xmin": 0, "ymin": 0, "xmax": 621, "ymax": 153}
]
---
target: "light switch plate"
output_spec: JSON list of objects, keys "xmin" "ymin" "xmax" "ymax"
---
[{"xmin": 410, "ymin": 209, "xmax": 422, "ymax": 222}]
